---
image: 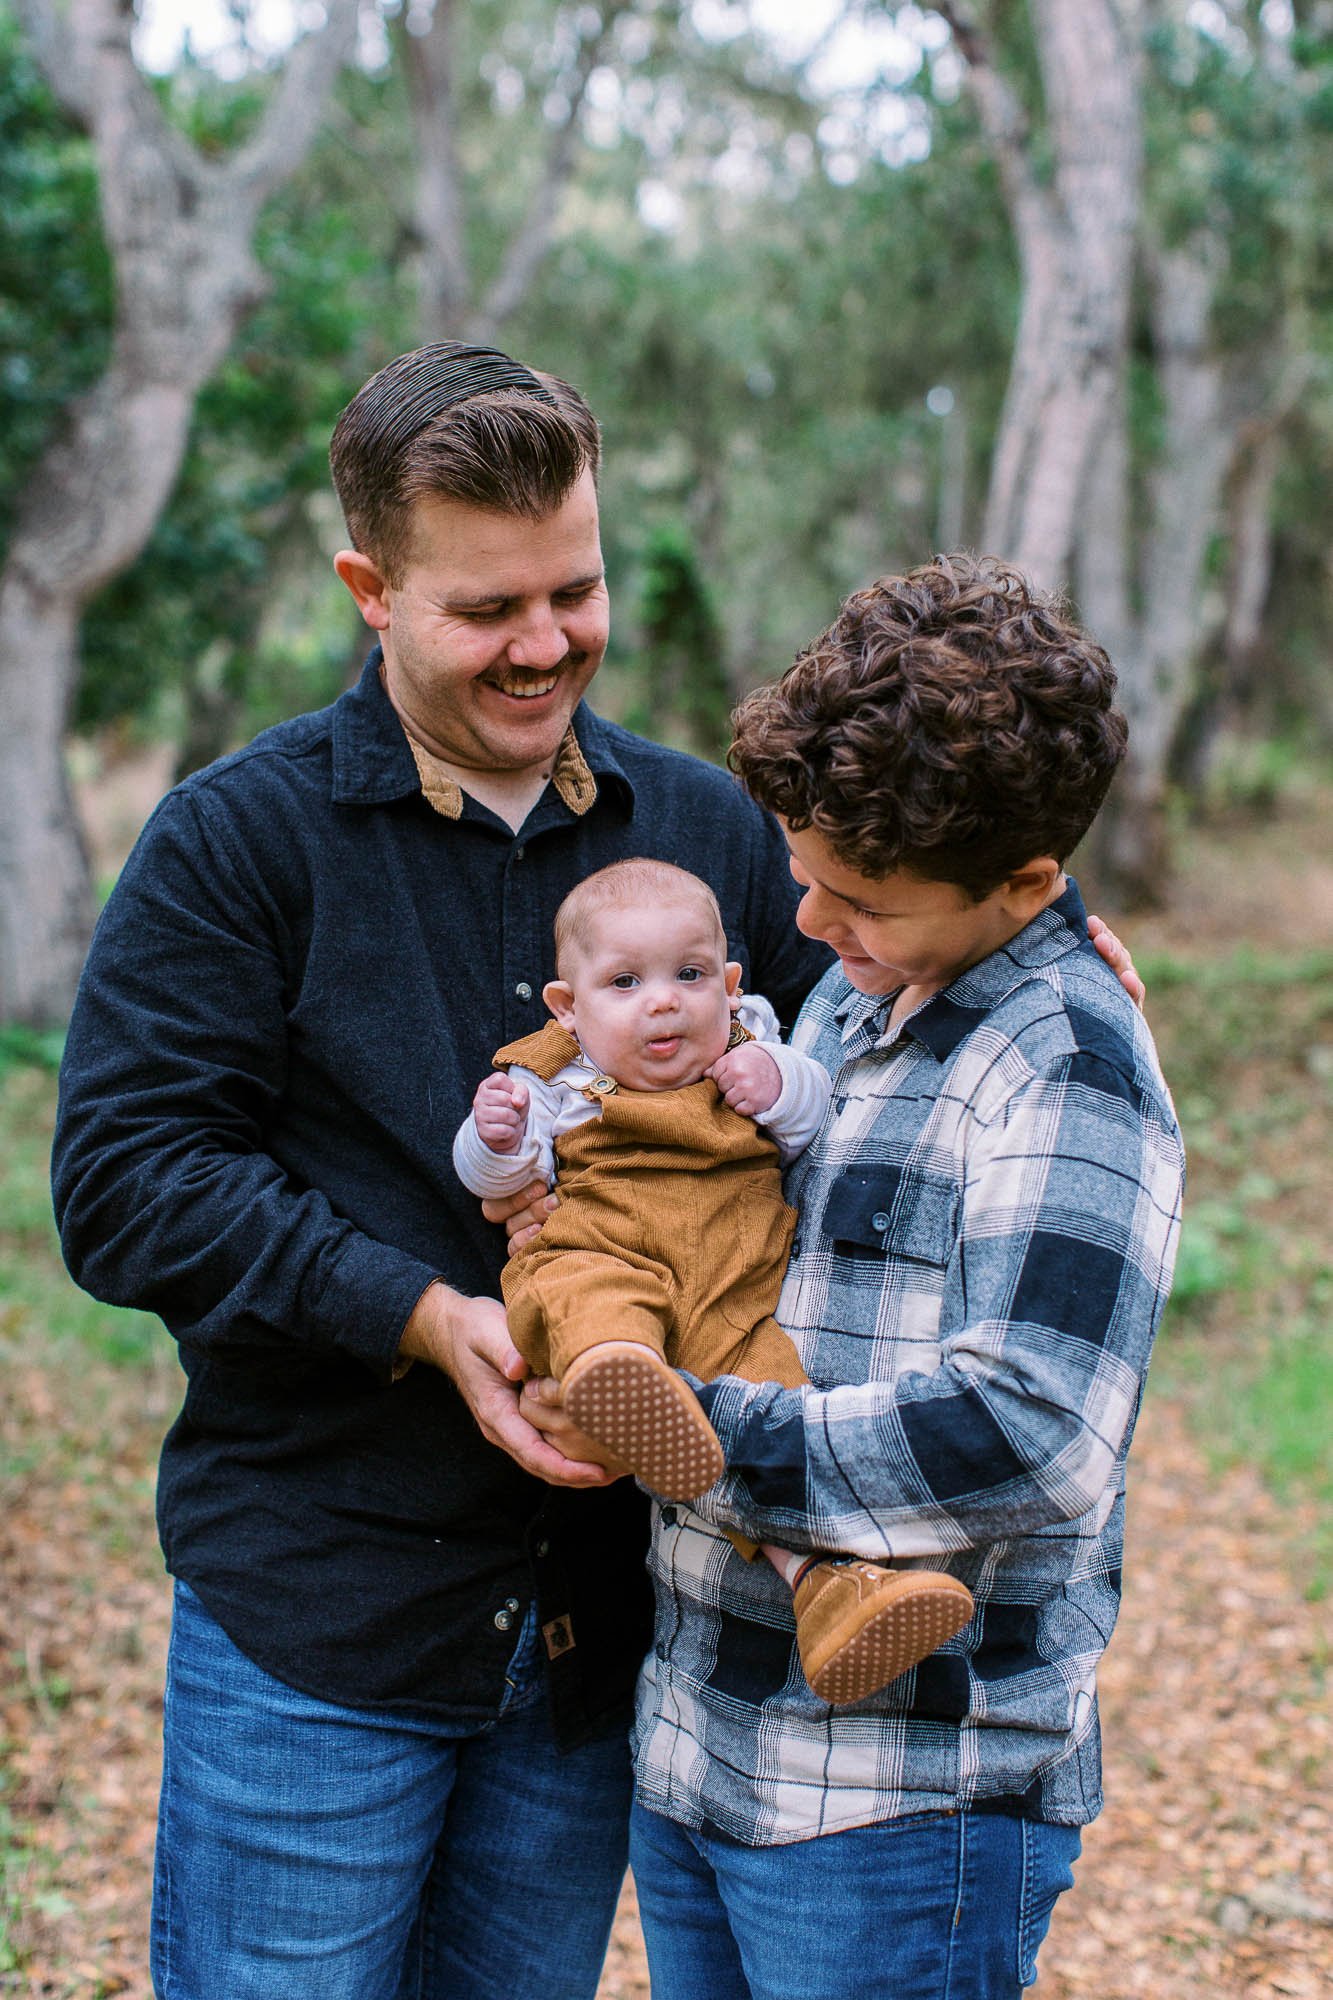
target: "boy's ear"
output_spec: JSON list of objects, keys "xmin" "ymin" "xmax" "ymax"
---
[
  {"xmin": 1001, "ymin": 858, "xmax": 1063, "ymax": 918},
  {"xmin": 333, "ymin": 549, "xmax": 392, "ymax": 632},
  {"xmin": 724, "ymin": 962, "xmax": 743, "ymax": 1004},
  {"xmin": 542, "ymin": 980, "xmax": 577, "ymax": 1030}
]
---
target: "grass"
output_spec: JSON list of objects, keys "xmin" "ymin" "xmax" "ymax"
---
[
  {"xmin": 0, "ymin": 1054, "xmax": 160, "ymax": 1371},
  {"xmin": 1135, "ymin": 943, "xmax": 1333, "ymax": 1592}
]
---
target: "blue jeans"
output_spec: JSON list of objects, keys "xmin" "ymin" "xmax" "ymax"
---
[
  {"xmin": 629, "ymin": 1799, "xmax": 1081, "ymax": 2000},
  {"xmin": 152, "ymin": 1580, "xmax": 633, "ymax": 1999}
]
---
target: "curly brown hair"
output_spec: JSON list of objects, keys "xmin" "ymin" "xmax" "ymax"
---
[{"xmin": 729, "ymin": 553, "xmax": 1128, "ymax": 899}]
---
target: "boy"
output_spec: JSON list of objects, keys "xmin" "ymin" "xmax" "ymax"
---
[
  {"xmin": 454, "ymin": 858, "xmax": 975, "ymax": 1703},
  {"xmin": 624, "ymin": 553, "xmax": 1186, "ymax": 2000}
]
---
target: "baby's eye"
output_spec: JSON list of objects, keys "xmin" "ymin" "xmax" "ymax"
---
[
  {"xmin": 611, "ymin": 973, "xmax": 639, "ymax": 990},
  {"xmin": 677, "ymin": 967, "xmax": 704, "ymax": 983}
]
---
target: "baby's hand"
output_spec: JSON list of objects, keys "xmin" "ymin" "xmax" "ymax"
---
[
  {"xmin": 708, "ymin": 1043, "xmax": 782, "ymax": 1119},
  {"xmin": 474, "ymin": 1072, "xmax": 529, "ymax": 1153}
]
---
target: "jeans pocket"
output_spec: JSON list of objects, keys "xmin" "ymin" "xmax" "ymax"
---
[{"xmin": 1018, "ymin": 1820, "xmax": 1082, "ymax": 1987}]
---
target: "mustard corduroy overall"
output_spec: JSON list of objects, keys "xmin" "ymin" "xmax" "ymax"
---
[{"xmin": 494, "ymin": 1020, "xmax": 809, "ymax": 1394}]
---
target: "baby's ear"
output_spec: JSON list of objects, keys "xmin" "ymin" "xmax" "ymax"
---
[
  {"xmin": 724, "ymin": 961, "xmax": 744, "ymax": 1011},
  {"xmin": 542, "ymin": 979, "xmax": 577, "ymax": 1030}
]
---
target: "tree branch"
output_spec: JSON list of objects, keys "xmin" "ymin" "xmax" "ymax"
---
[
  {"xmin": 474, "ymin": 0, "xmax": 642, "ymax": 336},
  {"xmin": 229, "ymin": 0, "xmax": 361, "ymax": 206},
  {"xmin": 933, "ymin": 1, "xmax": 1050, "ymax": 239}
]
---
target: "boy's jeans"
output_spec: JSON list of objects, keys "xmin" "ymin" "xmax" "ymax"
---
[
  {"xmin": 151, "ymin": 1580, "xmax": 632, "ymax": 2000},
  {"xmin": 630, "ymin": 1796, "xmax": 1081, "ymax": 2000}
]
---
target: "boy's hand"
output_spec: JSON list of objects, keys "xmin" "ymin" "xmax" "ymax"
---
[
  {"xmin": 520, "ymin": 1376, "xmax": 632, "ymax": 1480},
  {"xmin": 474, "ymin": 1071, "xmax": 529, "ymax": 1152},
  {"xmin": 1088, "ymin": 915, "xmax": 1146, "ymax": 1010},
  {"xmin": 708, "ymin": 1042, "xmax": 783, "ymax": 1118}
]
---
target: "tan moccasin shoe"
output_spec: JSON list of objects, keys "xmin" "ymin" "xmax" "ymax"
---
[
  {"xmin": 562, "ymin": 1341, "xmax": 725, "ymax": 1502},
  {"xmin": 793, "ymin": 1560, "xmax": 974, "ymax": 1705}
]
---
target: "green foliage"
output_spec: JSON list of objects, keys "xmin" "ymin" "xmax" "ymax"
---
[{"xmin": 0, "ymin": 9, "xmax": 111, "ymax": 549}]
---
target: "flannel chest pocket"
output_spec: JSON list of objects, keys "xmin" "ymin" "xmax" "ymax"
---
[{"xmin": 821, "ymin": 1162, "xmax": 959, "ymax": 1266}]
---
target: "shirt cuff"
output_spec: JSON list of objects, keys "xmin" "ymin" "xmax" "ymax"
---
[{"xmin": 311, "ymin": 1235, "xmax": 444, "ymax": 1385}]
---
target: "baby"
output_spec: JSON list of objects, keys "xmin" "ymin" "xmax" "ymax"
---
[{"xmin": 452, "ymin": 859, "xmax": 973, "ymax": 1705}]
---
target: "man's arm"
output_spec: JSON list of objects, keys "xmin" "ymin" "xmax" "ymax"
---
[
  {"xmin": 687, "ymin": 1050, "xmax": 1184, "ymax": 1558},
  {"xmin": 52, "ymin": 792, "xmax": 442, "ymax": 1382}
]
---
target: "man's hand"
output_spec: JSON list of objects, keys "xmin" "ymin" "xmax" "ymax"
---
[
  {"xmin": 1088, "ymin": 915, "xmax": 1146, "ymax": 1010},
  {"xmin": 520, "ymin": 1376, "xmax": 631, "ymax": 1480},
  {"xmin": 473, "ymin": 1072, "xmax": 529, "ymax": 1153},
  {"xmin": 397, "ymin": 1281, "xmax": 612, "ymax": 1487},
  {"xmin": 708, "ymin": 1042, "xmax": 782, "ymax": 1119},
  {"xmin": 481, "ymin": 1180, "xmax": 557, "ymax": 1258}
]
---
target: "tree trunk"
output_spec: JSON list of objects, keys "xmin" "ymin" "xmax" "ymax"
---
[
  {"xmin": 1, "ymin": 0, "xmax": 357, "ymax": 1024},
  {"xmin": 942, "ymin": 0, "xmax": 1142, "ymax": 590},
  {"xmin": 0, "ymin": 580, "xmax": 96, "ymax": 1022},
  {"xmin": 1090, "ymin": 233, "xmax": 1234, "ymax": 899}
]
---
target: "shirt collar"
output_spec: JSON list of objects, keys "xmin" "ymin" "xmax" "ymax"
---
[
  {"xmin": 832, "ymin": 879, "xmax": 1092, "ymax": 1062},
  {"xmin": 329, "ymin": 648, "xmax": 634, "ymax": 819}
]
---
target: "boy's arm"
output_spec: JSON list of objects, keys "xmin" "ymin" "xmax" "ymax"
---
[
  {"xmin": 452, "ymin": 1069, "xmax": 557, "ymax": 1198},
  {"xmin": 687, "ymin": 1052, "xmax": 1184, "ymax": 1560}
]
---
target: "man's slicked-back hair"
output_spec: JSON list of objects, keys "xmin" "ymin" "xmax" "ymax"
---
[
  {"xmin": 329, "ymin": 342, "xmax": 602, "ymax": 584},
  {"xmin": 729, "ymin": 553, "xmax": 1128, "ymax": 900},
  {"xmin": 553, "ymin": 860, "xmax": 726, "ymax": 977}
]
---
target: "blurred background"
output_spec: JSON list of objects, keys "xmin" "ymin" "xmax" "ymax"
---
[{"xmin": 1, "ymin": 1, "xmax": 1329, "ymax": 1994}]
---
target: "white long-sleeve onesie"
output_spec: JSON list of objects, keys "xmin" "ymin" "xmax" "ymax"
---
[{"xmin": 453, "ymin": 994, "xmax": 832, "ymax": 1199}]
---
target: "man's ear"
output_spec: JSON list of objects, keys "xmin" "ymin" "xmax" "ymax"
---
[
  {"xmin": 334, "ymin": 549, "xmax": 393, "ymax": 633},
  {"xmin": 542, "ymin": 980, "xmax": 577, "ymax": 1031},
  {"xmin": 1001, "ymin": 858, "xmax": 1063, "ymax": 921},
  {"xmin": 724, "ymin": 961, "xmax": 744, "ymax": 1011}
]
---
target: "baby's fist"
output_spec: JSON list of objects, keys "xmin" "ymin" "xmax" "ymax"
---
[
  {"xmin": 708, "ymin": 1043, "xmax": 782, "ymax": 1119},
  {"xmin": 474, "ymin": 1072, "xmax": 529, "ymax": 1152}
]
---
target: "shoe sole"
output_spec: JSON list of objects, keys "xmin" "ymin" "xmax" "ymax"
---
[
  {"xmin": 563, "ymin": 1345, "xmax": 725, "ymax": 1503},
  {"xmin": 804, "ymin": 1580, "xmax": 974, "ymax": 1706}
]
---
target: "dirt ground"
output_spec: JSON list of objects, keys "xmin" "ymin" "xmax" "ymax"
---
[
  {"xmin": 2, "ymin": 759, "xmax": 1329, "ymax": 1997},
  {"xmin": 4, "ymin": 1370, "xmax": 1328, "ymax": 1999}
]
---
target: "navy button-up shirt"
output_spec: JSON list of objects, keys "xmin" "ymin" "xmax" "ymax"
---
[{"xmin": 52, "ymin": 655, "xmax": 829, "ymax": 1731}]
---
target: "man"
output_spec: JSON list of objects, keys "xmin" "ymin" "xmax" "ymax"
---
[{"xmin": 51, "ymin": 343, "xmax": 828, "ymax": 1999}]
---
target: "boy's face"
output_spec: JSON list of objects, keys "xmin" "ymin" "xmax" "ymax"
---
[
  {"xmin": 783, "ymin": 823, "xmax": 1058, "ymax": 1001},
  {"xmin": 542, "ymin": 900, "xmax": 742, "ymax": 1092}
]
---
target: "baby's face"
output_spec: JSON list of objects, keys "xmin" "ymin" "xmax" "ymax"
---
[{"xmin": 544, "ymin": 899, "xmax": 741, "ymax": 1092}]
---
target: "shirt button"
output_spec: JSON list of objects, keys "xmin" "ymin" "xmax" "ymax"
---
[
  {"xmin": 790, "ymin": 1239, "xmax": 801, "ymax": 1260},
  {"xmin": 505, "ymin": 1597, "xmax": 521, "ymax": 1613},
  {"xmin": 515, "ymin": 844, "xmax": 526, "ymax": 860},
  {"xmin": 494, "ymin": 1608, "xmax": 513, "ymax": 1632},
  {"xmin": 534, "ymin": 1539, "xmax": 550, "ymax": 1559},
  {"xmin": 659, "ymin": 1506, "xmax": 677, "ymax": 1526},
  {"xmin": 872, "ymin": 1211, "xmax": 890, "ymax": 1232},
  {"xmin": 516, "ymin": 981, "xmax": 533, "ymax": 1001}
]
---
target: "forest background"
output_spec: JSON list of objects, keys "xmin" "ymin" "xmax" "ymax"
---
[{"xmin": 0, "ymin": 0, "xmax": 1330, "ymax": 1995}]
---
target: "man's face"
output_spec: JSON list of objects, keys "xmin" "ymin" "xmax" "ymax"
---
[
  {"xmin": 783, "ymin": 822, "xmax": 1025, "ymax": 1000},
  {"xmin": 358, "ymin": 469, "xmax": 609, "ymax": 779},
  {"xmin": 543, "ymin": 900, "xmax": 742, "ymax": 1093}
]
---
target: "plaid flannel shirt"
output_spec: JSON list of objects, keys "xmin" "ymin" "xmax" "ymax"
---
[{"xmin": 632, "ymin": 881, "xmax": 1184, "ymax": 1843}]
